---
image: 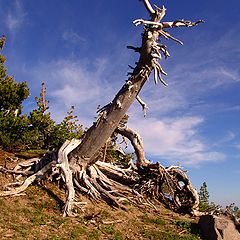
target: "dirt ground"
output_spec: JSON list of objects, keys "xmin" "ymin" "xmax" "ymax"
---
[{"xmin": 0, "ymin": 149, "xmax": 201, "ymax": 240}]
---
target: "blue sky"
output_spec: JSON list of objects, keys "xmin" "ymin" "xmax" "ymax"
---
[{"xmin": 0, "ymin": 0, "xmax": 239, "ymax": 207}]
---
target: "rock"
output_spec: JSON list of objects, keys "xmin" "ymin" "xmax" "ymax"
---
[{"xmin": 199, "ymin": 215, "xmax": 240, "ymax": 240}]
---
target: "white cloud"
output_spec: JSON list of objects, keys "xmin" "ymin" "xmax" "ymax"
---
[
  {"xmin": 5, "ymin": 0, "xmax": 26, "ymax": 33},
  {"xmin": 62, "ymin": 29, "xmax": 87, "ymax": 45},
  {"xmin": 27, "ymin": 58, "xmax": 117, "ymax": 126},
  {"xmin": 226, "ymin": 131, "xmax": 236, "ymax": 141},
  {"xmin": 17, "ymin": 24, "xmax": 235, "ymax": 168},
  {"xmin": 206, "ymin": 68, "xmax": 240, "ymax": 89},
  {"xmin": 128, "ymin": 115, "xmax": 225, "ymax": 166},
  {"xmin": 50, "ymin": 61, "xmax": 101, "ymax": 105}
]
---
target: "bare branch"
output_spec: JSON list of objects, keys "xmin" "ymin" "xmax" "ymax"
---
[
  {"xmin": 140, "ymin": 0, "xmax": 155, "ymax": 15},
  {"xmin": 155, "ymin": 5, "xmax": 166, "ymax": 21},
  {"xmin": 152, "ymin": 59, "xmax": 168, "ymax": 86},
  {"xmin": 133, "ymin": 19, "xmax": 163, "ymax": 27},
  {"xmin": 153, "ymin": 65, "xmax": 158, "ymax": 84},
  {"xmin": 116, "ymin": 126, "xmax": 151, "ymax": 167},
  {"xmin": 127, "ymin": 45, "xmax": 141, "ymax": 53},
  {"xmin": 159, "ymin": 29, "xmax": 183, "ymax": 45},
  {"xmin": 136, "ymin": 95, "xmax": 148, "ymax": 117},
  {"xmin": 162, "ymin": 19, "xmax": 204, "ymax": 29}
]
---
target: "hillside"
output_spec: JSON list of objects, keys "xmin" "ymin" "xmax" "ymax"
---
[{"xmin": 0, "ymin": 150, "xmax": 201, "ymax": 240}]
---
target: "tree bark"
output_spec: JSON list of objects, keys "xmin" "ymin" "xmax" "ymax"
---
[
  {"xmin": 70, "ymin": 2, "xmax": 202, "ymax": 168},
  {"xmin": 70, "ymin": 68, "xmax": 151, "ymax": 168},
  {"xmin": 70, "ymin": 9, "xmax": 161, "ymax": 167}
]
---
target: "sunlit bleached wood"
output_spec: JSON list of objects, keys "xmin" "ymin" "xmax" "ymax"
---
[
  {"xmin": 0, "ymin": 160, "xmax": 56, "ymax": 197},
  {"xmin": 142, "ymin": 0, "xmax": 155, "ymax": 15},
  {"xmin": 57, "ymin": 139, "xmax": 81, "ymax": 216},
  {"xmin": 116, "ymin": 126, "xmax": 151, "ymax": 167},
  {"xmin": 136, "ymin": 95, "xmax": 148, "ymax": 117},
  {"xmin": 0, "ymin": 0, "xmax": 203, "ymax": 217}
]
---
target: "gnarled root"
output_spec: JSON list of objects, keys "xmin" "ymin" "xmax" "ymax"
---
[
  {"xmin": 0, "ymin": 139, "xmax": 199, "ymax": 216},
  {"xmin": 57, "ymin": 139, "xmax": 82, "ymax": 216},
  {"xmin": 135, "ymin": 164, "xmax": 199, "ymax": 215},
  {"xmin": 0, "ymin": 160, "xmax": 56, "ymax": 196}
]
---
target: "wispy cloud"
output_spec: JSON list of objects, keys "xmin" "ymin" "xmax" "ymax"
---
[
  {"xmin": 225, "ymin": 131, "xmax": 236, "ymax": 142},
  {"xmin": 128, "ymin": 115, "xmax": 225, "ymax": 166},
  {"xmin": 212, "ymin": 131, "xmax": 238, "ymax": 149},
  {"xmin": 18, "ymin": 22, "xmax": 236, "ymax": 168},
  {"xmin": 62, "ymin": 29, "xmax": 87, "ymax": 45},
  {"xmin": 206, "ymin": 68, "xmax": 240, "ymax": 89},
  {"xmin": 5, "ymin": 0, "xmax": 26, "ymax": 33},
  {"xmin": 26, "ymin": 57, "xmax": 117, "ymax": 126},
  {"xmin": 23, "ymin": 54, "xmax": 228, "ymax": 168}
]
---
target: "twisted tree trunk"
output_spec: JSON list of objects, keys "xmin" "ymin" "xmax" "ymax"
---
[
  {"xmin": 0, "ymin": 0, "xmax": 203, "ymax": 217},
  {"xmin": 70, "ymin": 1, "xmax": 202, "ymax": 169}
]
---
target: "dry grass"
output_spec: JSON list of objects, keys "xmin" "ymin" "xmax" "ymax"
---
[{"xmin": 0, "ymin": 149, "xmax": 201, "ymax": 240}]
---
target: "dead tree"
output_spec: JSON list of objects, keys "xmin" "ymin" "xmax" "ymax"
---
[{"xmin": 0, "ymin": 0, "xmax": 202, "ymax": 216}]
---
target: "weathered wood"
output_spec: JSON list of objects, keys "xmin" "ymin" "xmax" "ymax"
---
[
  {"xmin": 70, "ymin": 2, "xmax": 202, "ymax": 169},
  {"xmin": 0, "ymin": 1, "xmax": 203, "ymax": 217},
  {"xmin": 57, "ymin": 139, "xmax": 81, "ymax": 216},
  {"xmin": 116, "ymin": 126, "xmax": 150, "ymax": 167},
  {"xmin": 0, "ymin": 160, "xmax": 56, "ymax": 196}
]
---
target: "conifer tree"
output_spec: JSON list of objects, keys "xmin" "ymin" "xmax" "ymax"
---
[
  {"xmin": 0, "ymin": 35, "xmax": 30, "ymax": 149},
  {"xmin": 0, "ymin": 35, "xmax": 29, "ymax": 114},
  {"xmin": 29, "ymin": 83, "xmax": 55, "ymax": 149},
  {"xmin": 199, "ymin": 182, "xmax": 210, "ymax": 211},
  {"xmin": 51, "ymin": 106, "xmax": 84, "ymax": 149}
]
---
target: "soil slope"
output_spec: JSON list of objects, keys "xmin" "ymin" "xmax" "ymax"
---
[{"xmin": 0, "ymin": 150, "xmax": 201, "ymax": 240}]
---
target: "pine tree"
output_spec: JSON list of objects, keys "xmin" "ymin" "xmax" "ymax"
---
[
  {"xmin": 0, "ymin": 35, "xmax": 29, "ymax": 114},
  {"xmin": 0, "ymin": 35, "xmax": 85, "ymax": 151},
  {"xmin": 28, "ymin": 83, "xmax": 55, "ymax": 149},
  {"xmin": 0, "ymin": 35, "xmax": 30, "ymax": 150},
  {"xmin": 50, "ymin": 106, "xmax": 84, "ymax": 149},
  {"xmin": 199, "ymin": 182, "xmax": 210, "ymax": 211}
]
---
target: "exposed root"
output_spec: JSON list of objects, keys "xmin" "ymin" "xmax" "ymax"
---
[
  {"xmin": 0, "ymin": 139, "xmax": 199, "ymax": 216},
  {"xmin": 135, "ymin": 164, "xmax": 199, "ymax": 214},
  {"xmin": 57, "ymin": 139, "xmax": 82, "ymax": 216},
  {"xmin": 0, "ymin": 160, "xmax": 56, "ymax": 196},
  {"xmin": 115, "ymin": 126, "xmax": 151, "ymax": 167},
  {"xmin": 0, "ymin": 166, "xmax": 33, "ymax": 176},
  {"xmin": 73, "ymin": 163, "xmax": 138, "ymax": 208}
]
